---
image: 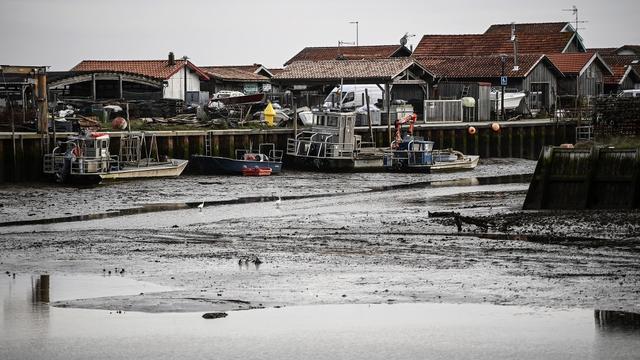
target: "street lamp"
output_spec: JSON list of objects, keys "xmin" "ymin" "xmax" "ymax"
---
[
  {"xmin": 349, "ymin": 21, "xmax": 359, "ymax": 47},
  {"xmin": 500, "ymin": 54, "xmax": 507, "ymax": 121}
]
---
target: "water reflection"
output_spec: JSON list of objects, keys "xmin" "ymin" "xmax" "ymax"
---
[
  {"xmin": 2, "ymin": 275, "xmax": 640, "ymax": 360},
  {"xmin": 32, "ymin": 274, "xmax": 50, "ymax": 303},
  {"xmin": 595, "ymin": 310, "xmax": 640, "ymax": 332}
]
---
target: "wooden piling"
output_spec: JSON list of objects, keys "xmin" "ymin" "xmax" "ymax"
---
[{"xmin": 213, "ymin": 135, "xmax": 220, "ymax": 156}]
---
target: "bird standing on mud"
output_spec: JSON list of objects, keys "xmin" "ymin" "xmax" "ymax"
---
[{"xmin": 197, "ymin": 201, "xmax": 204, "ymax": 212}]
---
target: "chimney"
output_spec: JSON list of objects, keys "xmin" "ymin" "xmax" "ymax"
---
[{"xmin": 168, "ymin": 52, "xmax": 175, "ymax": 66}]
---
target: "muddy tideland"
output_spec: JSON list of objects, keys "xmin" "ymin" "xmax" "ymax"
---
[
  {"xmin": 1, "ymin": 158, "xmax": 640, "ymax": 358},
  {"xmin": 1, "ymin": 158, "xmax": 639, "ymax": 312}
]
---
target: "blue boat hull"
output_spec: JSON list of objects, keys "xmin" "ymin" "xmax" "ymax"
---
[{"xmin": 190, "ymin": 155, "xmax": 282, "ymax": 175}]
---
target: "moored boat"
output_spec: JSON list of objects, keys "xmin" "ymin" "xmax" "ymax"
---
[
  {"xmin": 286, "ymin": 110, "xmax": 384, "ymax": 171},
  {"xmin": 190, "ymin": 143, "xmax": 283, "ymax": 175},
  {"xmin": 43, "ymin": 131, "xmax": 188, "ymax": 184},
  {"xmin": 383, "ymin": 113, "xmax": 479, "ymax": 172}
]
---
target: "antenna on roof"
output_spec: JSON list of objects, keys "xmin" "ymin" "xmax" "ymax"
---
[
  {"xmin": 400, "ymin": 32, "xmax": 415, "ymax": 47},
  {"xmin": 337, "ymin": 41, "xmax": 355, "ymax": 60},
  {"xmin": 562, "ymin": 5, "xmax": 588, "ymax": 42}
]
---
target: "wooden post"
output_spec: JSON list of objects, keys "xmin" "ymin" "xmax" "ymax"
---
[
  {"xmin": 519, "ymin": 127, "xmax": 524, "ymax": 159},
  {"xmin": 91, "ymin": 73, "xmax": 96, "ymax": 101},
  {"xmin": 365, "ymin": 88, "xmax": 374, "ymax": 145},
  {"xmin": 385, "ymin": 83, "xmax": 391, "ymax": 145},
  {"xmin": 508, "ymin": 127, "xmax": 513, "ymax": 158},
  {"xmin": 228, "ymin": 135, "xmax": 235, "ymax": 158},
  {"xmin": 293, "ymin": 101, "xmax": 298, "ymax": 138},
  {"xmin": 213, "ymin": 135, "xmax": 220, "ymax": 156},
  {"xmin": 118, "ymin": 74, "xmax": 123, "ymax": 99}
]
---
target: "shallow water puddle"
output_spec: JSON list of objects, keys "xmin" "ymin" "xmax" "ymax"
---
[
  {"xmin": 0, "ymin": 173, "xmax": 531, "ymax": 228},
  {"xmin": 1, "ymin": 274, "xmax": 639, "ymax": 360}
]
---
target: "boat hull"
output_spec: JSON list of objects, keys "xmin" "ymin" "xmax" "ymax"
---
[
  {"xmin": 190, "ymin": 155, "xmax": 282, "ymax": 175},
  {"xmin": 59, "ymin": 159, "xmax": 189, "ymax": 184},
  {"xmin": 285, "ymin": 153, "xmax": 384, "ymax": 172}
]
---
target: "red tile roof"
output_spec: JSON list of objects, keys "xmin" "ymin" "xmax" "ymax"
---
[
  {"xmin": 546, "ymin": 53, "xmax": 595, "ymax": 75},
  {"xmin": 273, "ymin": 58, "xmax": 431, "ymax": 82},
  {"xmin": 484, "ymin": 22, "xmax": 571, "ymax": 34},
  {"xmin": 413, "ymin": 32, "xmax": 576, "ymax": 57},
  {"xmin": 71, "ymin": 60, "xmax": 209, "ymax": 80},
  {"xmin": 588, "ymin": 48, "xmax": 618, "ymax": 56},
  {"xmin": 200, "ymin": 65, "xmax": 270, "ymax": 82},
  {"xmin": 269, "ymin": 68, "xmax": 285, "ymax": 76},
  {"xmin": 417, "ymin": 54, "xmax": 560, "ymax": 79},
  {"xmin": 284, "ymin": 45, "xmax": 410, "ymax": 65},
  {"xmin": 601, "ymin": 55, "xmax": 640, "ymax": 85}
]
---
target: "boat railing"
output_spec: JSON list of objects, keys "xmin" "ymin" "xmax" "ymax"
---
[
  {"xmin": 68, "ymin": 155, "xmax": 120, "ymax": 174},
  {"xmin": 288, "ymin": 137, "xmax": 355, "ymax": 159}
]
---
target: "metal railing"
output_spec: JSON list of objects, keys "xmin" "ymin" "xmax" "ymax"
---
[
  {"xmin": 287, "ymin": 138, "xmax": 356, "ymax": 159},
  {"xmin": 424, "ymin": 100, "xmax": 464, "ymax": 122}
]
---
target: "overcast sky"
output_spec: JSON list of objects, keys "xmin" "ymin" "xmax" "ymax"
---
[{"xmin": 1, "ymin": 0, "xmax": 638, "ymax": 71}]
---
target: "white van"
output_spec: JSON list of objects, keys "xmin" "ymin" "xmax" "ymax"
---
[
  {"xmin": 619, "ymin": 89, "xmax": 640, "ymax": 97},
  {"xmin": 323, "ymin": 85, "xmax": 383, "ymax": 109}
]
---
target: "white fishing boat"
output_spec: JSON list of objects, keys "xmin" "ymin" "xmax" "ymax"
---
[
  {"xmin": 43, "ymin": 131, "xmax": 188, "ymax": 184},
  {"xmin": 491, "ymin": 91, "xmax": 526, "ymax": 110}
]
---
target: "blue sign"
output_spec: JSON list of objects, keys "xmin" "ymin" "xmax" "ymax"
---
[{"xmin": 500, "ymin": 76, "xmax": 508, "ymax": 86}]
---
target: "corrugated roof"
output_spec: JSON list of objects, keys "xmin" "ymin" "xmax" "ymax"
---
[
  {"xmin": 284, "ymin": 45, "xmax": 410, "ymax": 65},
  {"xmin": 417, "ymin": 54, "xmax": 559, "ymax": 79},
  {"xmin": 200, "ymin": 65, "xmax": 270, "ymax": 82},
  {"xmin": 71, "ymin": 60, "xmax": 209, "ymax": 80},
  {"xmin": 413, "ymin": 32, "xmax": 576, "ymax": 57},
  {"xmin": 273, "ymin": 58, "xmax": 430, "ymax": 82}
]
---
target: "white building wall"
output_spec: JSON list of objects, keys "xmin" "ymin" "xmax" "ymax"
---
[{"xmin": 163, "ymin": 66, "xmax": 201, "ymax": 100}]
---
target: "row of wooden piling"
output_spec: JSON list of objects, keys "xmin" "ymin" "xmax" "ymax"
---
[{"xmin": 0, "ymin": 120, "xmax": 576, "ymax": 182}]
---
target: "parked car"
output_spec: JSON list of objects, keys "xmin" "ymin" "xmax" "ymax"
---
[{"xmin": 323, "ymin": 85, "xmax": 383, "ymax": 110}]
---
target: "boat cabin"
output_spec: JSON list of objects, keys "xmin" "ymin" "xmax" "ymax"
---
[
  {"xmin": 287, "ymin": 110, "xmax": 363, "ymax": 160},
  {"xmin": 384, "ymin": 138, "xmax": 435, "ymax": 170},
  {"xmin": 43, "ymin": 132, "xmax": 115, "ymax": 178}
]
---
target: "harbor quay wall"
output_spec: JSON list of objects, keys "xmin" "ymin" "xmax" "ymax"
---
[{"xmin": 0, "ymin": 119, "xmax": 576, "ymax": 182}]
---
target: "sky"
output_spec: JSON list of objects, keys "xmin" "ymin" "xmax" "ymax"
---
[{"xmin": 1, "ymin": 0, "xmax": 639, "ymax": 71}]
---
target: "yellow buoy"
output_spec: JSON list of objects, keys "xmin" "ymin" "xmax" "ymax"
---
[{"xmin": 263, "ymin": 101, "xmax": 276, "ymax": 126}]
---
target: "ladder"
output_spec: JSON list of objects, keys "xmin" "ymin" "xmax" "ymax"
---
[
  {"xmin": 204, "ymin": 131, "xmax": 212, "ymax": 156},
  {"xmin": 461, "ymin": 85, "xmax": 471, "ymax": 98}
]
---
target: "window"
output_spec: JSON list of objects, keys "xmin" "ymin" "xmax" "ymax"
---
[{"xmin": 342, "ymin": 91, "xmax": 355, "ymax": 104}]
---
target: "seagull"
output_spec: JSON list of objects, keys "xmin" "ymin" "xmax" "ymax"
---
[
  {"xmin": 197, "ymin": 201, "xmax": 204, "ymax": 212},
  {"xmin": 275, "ymin": 196, "xmax": 282, "ymax": 208}
]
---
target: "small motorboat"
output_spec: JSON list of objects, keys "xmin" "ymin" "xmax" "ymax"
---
[
  {"xmin": 43, "ymin": 131, "xmax": 188, "ymax": 184},
  {"xmin": 383, "ymin": 115, "xmax": 478, "ymax": 172},
  {"xmin": 241, "ymin": 166, "xmax": 273, "ymax": 176},
  {"xmin": 190, "ymin": 143, "xmax": 283, "ymax": 175}
]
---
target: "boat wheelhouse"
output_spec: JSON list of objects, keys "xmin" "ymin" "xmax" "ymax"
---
[{"xmin": 286, "ymin": 110, "xmax": 383, "ymax": 171}]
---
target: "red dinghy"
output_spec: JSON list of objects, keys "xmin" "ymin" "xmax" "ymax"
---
[{"xmin": 241, "ymin": 166, "xmax": 272, "ymax": 176}]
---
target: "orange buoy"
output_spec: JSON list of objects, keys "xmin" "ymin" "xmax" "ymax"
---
[
  {"xmin": 467, "ymin": 126, "xmax": 477, "ymax": 135},
  {"xmin": 112, "ymin": 117, "xmax": 128, "ymax": 130},
  {"xmin": 491, "ymin": 122, "xmax": 501, "ymax": 132}
]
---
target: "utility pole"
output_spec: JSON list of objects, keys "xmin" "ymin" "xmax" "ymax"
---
[
  {"xmin": 349, "ymin": 21, "xmax": 359, "ymax": 47},
  {"xmin": 182, "ymin": 56, "xmax": 189, "ymax": 102},
  {"xmin": 500, "ymin": 54, "xmax": 506, "ymax": 121}
]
